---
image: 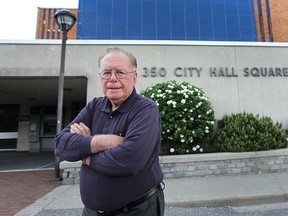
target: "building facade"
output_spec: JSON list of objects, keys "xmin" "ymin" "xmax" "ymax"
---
[
  {"xmin": 2, "ymin": 0, "xmax": 288, "ymax": 152},
  {"xmin": 0, "ymin": 41, "xmax": 288, "ymax": 151},
  {"xmin": 36, "ymin": 8, "xmax": 78, "ymax": 39},
  {"xmin": 36, "ymin": 0, "xmax": 288, "ymax": 42}
]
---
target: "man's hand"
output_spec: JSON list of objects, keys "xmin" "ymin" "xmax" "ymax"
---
[
  {"xmin": 70, "ymin": 122, "xmax": 91, "ymax": 135},
  {"xmin": 83, "ymin": 156, "xmax": 91, "ymax": 166},
  {"xmin": 70, "ymin": 122, "xmax": 92, "ymax": 165}
]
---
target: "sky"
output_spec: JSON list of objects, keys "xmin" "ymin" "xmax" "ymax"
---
[{"xmin": 0, "ymin": 0, "xmax": 78, "ymax": 40}]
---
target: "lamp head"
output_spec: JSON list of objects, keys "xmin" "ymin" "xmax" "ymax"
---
[{"xmin": 54, "ymin": 9, "xmax": 77, "ymax": 32}]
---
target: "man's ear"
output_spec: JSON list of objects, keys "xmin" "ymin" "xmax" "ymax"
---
[{"xmin": 133, "ymin": 72, "xmax": 138, "ymax": 85}]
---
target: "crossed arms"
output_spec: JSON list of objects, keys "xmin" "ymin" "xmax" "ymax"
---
[{"xmin": 69, "ymin": 122, "xmax": 124, "ymax": 165}]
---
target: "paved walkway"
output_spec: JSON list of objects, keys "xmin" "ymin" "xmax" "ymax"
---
[
  {"xmin": 0, "ymin": 170, "xmax": 59, "ymax": 216},
  {"xmin": 0, "ymin": 151, "xmax": 58, "ymax": 216},
  {"xmin": 15, "ymin": 171, "xmax": 288, "ymax": 216}
]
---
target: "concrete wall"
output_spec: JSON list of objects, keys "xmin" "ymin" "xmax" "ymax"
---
[{"xmin": 1, "ymin": 40, "xmax": 288, "ymax": 131}]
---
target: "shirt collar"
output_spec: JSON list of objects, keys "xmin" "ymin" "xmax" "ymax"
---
[{"xmin": 101, "ymin": 88, "xmax": 137, "ymax": 113}]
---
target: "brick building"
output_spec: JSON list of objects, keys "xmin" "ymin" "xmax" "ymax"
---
[
  {"xmin": 36, "ymin": 8, "xmax": 78, "ymax": 39},
  {"xmin": 254, "ymin": 0, "xmax": 288, "ymax": 42}
]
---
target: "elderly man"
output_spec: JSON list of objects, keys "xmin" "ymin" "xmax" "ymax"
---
[{"xmin": 55, "ymin": 48, "xmax": 164, "ymax": 216}]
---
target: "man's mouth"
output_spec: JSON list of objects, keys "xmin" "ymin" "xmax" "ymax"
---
[{"xmin": 108, "ymin": 86, "xmax": 121, "ymax": 89}]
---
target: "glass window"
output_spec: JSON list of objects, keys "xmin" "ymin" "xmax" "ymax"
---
[
  {"xmin": 199, "ymin": 2, "xmax": 211, "ymax": 14},
  {"xmin": 0, "ymin": 139, "xmax": 17, "ymax": 149},
  {"xmin": 186, "ymin": 25, "xmax": 200, "ymax": 39},
  {"xmin": 77, "ymin": 25, "xmax": 82, "ymax": 36},
  {"xmin": 0, "ymin": 104, "xmax": 19, "ymax": 132},
  {"xmin": 185, "ymin": 1, "xmax": 198, "ymax": 14},
  {"xmin": 97, "ymin": 11, "xmax": 111, "ymax": 24},
  {"xmin": 112, "ymin": 24, "xmax": 126, "ymax": 37},
  {"xmin": 213, "ymin": 0, "xmax": 225, "ymax": 3},
  {"xmin": 127, "ymin": 11, "xmax": 141, "ymax": 24},
  {"xmin": 171, "ymin": 0, "xmax": 184, "ymax": 12},
  {"xmin": 240, "ymin": 26, "xmax": 253, "ymax": 39},
  {"xmin": 186, "ymin": 14, "xmax": 199, "ymax": 25},
  {"xmin": 214, "ymin": 26, "xmax": 227, "ymax": 38},
  {"xmin": 127, "ymin": 24, "xmax": 141, "ymax": 37},
  {"xmin": 83, "ymin": 0, "xmax": 97, "ymax": 10},
  {"xmin": 171, "ymin": 13, "xmax": 185, "ymax": 25},
  {"xmin": 157, "ymin": 13, "xmax": 170, "ymax": 25},
  {"xmin": 157, "ymin": 25, "xmax": 171, "ymax": 38},
  {"xmin": 199, "ymin": 15, "xmax": 212, "ymax": 26},
  {"xmin": 157, "ymin": 0, "xmax": 170, "ymax": 12},
  {"xmin": 239, "ymin": 15, "xmax": 251, "ymax": 26},
  {"xmin": 82, "ymin": 12, "xmax": 97, "ymax": 25},
  {"xmin": 143, "ymin": 0, "xmax": 156, "ymax": 12},
  {"xmin": 226, "ymin": 15, "xmax": 239, "ymax": 26},
  {"xmin": 172, "ymin": 25, "xmax": 185, "ymax": 39},
  {"xmin": 143, "ymin": 12, "xmax": 156, "ymax": 24},
  {"xmin": 227, "ymin": 26, "xmax": 240, "ymax": 38},
  {"xmin": 238, "ymin": 0, "xmax": 249, "ymax": 5},
  {"xmin": 128, "ymin": 0, "xmax": 141, "ymax": 10},
  {"xmin": 98, "ymin": 0, "xmax": 112, "ymax": 11},
  {"xmin": 225, "ymin": 4, "xmax": 238, "ymax": 15},
  {"xmin": 83, "ymin": 24, "xmax": 96, "ymax": 36},
  {"xmin": 80, "ymin": 35, "xmax": 95, "ymax": 39},
  {"xmin": 142, "ymin": 35, "xmax": 157, "ymax": 40},
  {"xmin": 200, "ymin": 26, "xmax": 213, "ymax": 39},
  {"xmin": 225, "ymin": 0, "xmax": 237, "ymax": 5},
  {"xmin": 113, "ymin": 0, "xmax": 127, "ymax": 11},
  {"xmin": 213, "ymin": 15, "xmax": 226, "ymax": 26},
  {"xmin": 186, "ymin": 0, "xmax": 198, "ymax": 3},
  {"xmin": 143, "ymin": 24, "xmax": 156, "ymax": 36},
  {"xmin": 113, "ymin": 12, "xmax": 126, "ymax": 24},
  {"xmin": 238, "ymin": 5, "xmax": 250, "ymax": 15},
  {"xmin": 158, "ymin": 35, "xmax": 171, "ymax": 40},
  {"xmin": 77, "ymin": 0, "xmax": 257, "ymax": 42},
  {"xmin": 212, "ymin": 4, "xmax": 225, "ymax": 14},
  {"xmin": 97, "ymin": 24, "xmax": 111, "ymax": 38},
  {"xmin": 200, "ymin": 0, "xmax": 212, "ymax": 3}
]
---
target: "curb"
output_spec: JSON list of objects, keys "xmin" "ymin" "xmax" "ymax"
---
[{"xmin": 166, "ymin": 193, "xmax": 288, "ymax": 208}]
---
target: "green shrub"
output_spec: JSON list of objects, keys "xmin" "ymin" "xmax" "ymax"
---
[
  {"xmin": 214, "ymin": 112, "xmax": 287, "ymax": 152},
  {"xmin": 141, "ymin": 80, "xmax": 215, "ymax": 155}
]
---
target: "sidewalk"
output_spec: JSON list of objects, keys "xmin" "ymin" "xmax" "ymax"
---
[
  {"xmin": 0, "ymin": 152, "xmax": 59, "ymax": 216},
  {"xmin": 15, "ymin": 171, "xmax": 288, "ymax": 216},
  {"xmin": 0, "ymin": 170, "xmax": 59, "ymax": 216}
]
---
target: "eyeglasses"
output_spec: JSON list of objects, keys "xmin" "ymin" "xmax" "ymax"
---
[{"xmin": 99, "ymin": 69, "xmax": 136, "ymax": 79}]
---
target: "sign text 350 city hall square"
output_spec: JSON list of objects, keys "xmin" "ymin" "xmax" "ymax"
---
[{"xmin": 142, "ymin": 67, "xmax": 288, "ymax": 78}]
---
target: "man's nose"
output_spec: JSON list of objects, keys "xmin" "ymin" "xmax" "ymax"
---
[{"xmin": 109, "ymin": 72, "xmax": 117, "ymax": 80}]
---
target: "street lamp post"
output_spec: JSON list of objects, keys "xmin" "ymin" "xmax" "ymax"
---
[{"xmin": 54, "ymin": 9, "xmax": 76, "ymax": 179}]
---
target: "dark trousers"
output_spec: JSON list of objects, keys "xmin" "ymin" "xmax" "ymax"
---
[{"xmin": 82, "ymin": 188, "xmax": 165, "ymax": 216}]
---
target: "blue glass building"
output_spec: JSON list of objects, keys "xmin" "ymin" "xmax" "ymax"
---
[{"xmin": 77, "ymin": 0, "xmax": 257, "ymax": 41}]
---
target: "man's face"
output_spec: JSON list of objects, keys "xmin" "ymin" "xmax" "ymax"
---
[{"xmin": 100, "ymin": 52, "xmax": 137, "ymax": 107}]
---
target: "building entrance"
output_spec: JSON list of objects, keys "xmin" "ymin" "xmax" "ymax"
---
[{"xmin": 29, "ymin": 106, "xmax": 57, "ymax": 152}]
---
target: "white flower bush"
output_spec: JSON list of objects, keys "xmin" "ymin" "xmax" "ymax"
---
[{"xmin": 141, "ymin": 80, "xmax": 215, "ymax": 155}]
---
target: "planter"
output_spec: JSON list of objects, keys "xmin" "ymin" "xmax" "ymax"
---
[
  {"xmin": 160, "ymin": 148, "xmax": 288, "ymax": 178},
  {"xmin": 59, "ymin": 148, "xmax": 288, "ymax": 184}
]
